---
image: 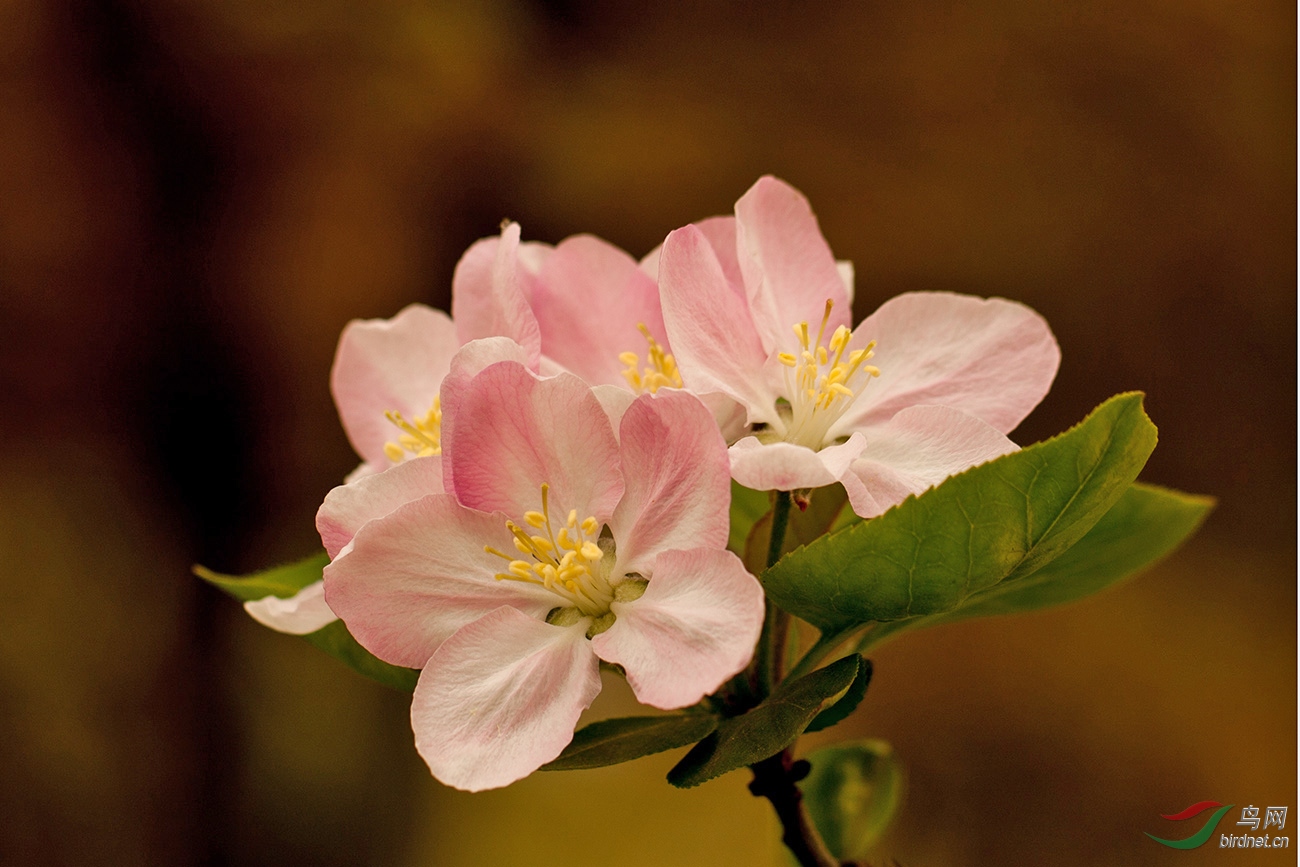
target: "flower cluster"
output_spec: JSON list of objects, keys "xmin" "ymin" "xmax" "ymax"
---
[{"xmin": 246, "ymin": 176, "xmax": 1059, "ymax": 792}]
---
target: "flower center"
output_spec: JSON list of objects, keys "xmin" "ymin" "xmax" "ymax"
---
[
  {"xmin": 484, "ymin": 483, "xmax": 614, "ymax": 619},
  {"xmin": 776, "ymin": 299, "xmax": 880, "ymax": 450},
  {"xmin": 382, "ymin": 397, "xmax": 442, "ymax": 463},
  {"xmin": 619, "ymin": 323, "xmax": 683, "ymax": 394}
]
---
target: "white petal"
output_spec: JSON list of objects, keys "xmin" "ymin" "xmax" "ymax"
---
[
  {"xmin": 591, "ymin": 549, "xmax": 764, "ymax": 709},
  {"xmin": 412, "ymin": 607, "xmax": 601, "ymax": 791},
  {"xmin": 842, "ymin": 405, "xmax": 1019, "ymax": 518},
  {"xmin": 728, "ymin": 433, "xmax": 867, "ymax": 492},
  {"xmin": 243, "ymin": 580, "xmax": 337, "ymax": 635}
]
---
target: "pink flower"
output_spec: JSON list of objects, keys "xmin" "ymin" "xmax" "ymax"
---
[
  {"xmin": 246, "ymin": 226, "xmax": 543, "ymax": 634},
  {"xmin": 322, "ymin": 361, "xmax": 765, "ymax": 791},
  {"xmin": 657, "ymin": 176, "xmax": 1060, "ymax": 517},
  {"xmin": 336, "ymin": 222, "xmax": 543, "ymax": 482},
  {"xmin": 528, "ymin": 233, "xmax": 688, "ymax": 395}
]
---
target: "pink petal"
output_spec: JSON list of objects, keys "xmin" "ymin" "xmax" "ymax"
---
[
  {"xmin": 444, "ymin": 363, "xmax": 624, "ymax": 523},
  {"xmin": 450, "ymin": 223, "xmax": 542, "ymax": 366},
  {"xmin": 658, "ymin": 224, "xmax": 773, "ymax": 421},
  {"xmin": 330, "ymin": 304, "xmax": 458, "ymax": 468},
  {"xmin": 698, "ymin": 390, "xmax": 751, "ymax": 445},
  {"xmin": 322, "ymin": 494, "xmax": 557, "ymax": 668},
  {"xmin": 609, "ymin": 392, "xmax": 731, "ymax": 572},
  {"xmin": 412, "ymin": 607, "xmax": 601, "ymax": 791},
  {"xmin": 533, "ymin": 234, "xmax": 666, "ymax": 388},
  {"xmin": 316, "ymin": 455, "xmax": 444, "ymax": 559},
  {"xmin": 840, "ymin": 405, "xmax": 1019, "ymax": 518},
  {"xmin": 833, "ymin": 292, "xmax": 1060, "ymax": 437},
  {"xmin": 645, "ymin": 217, "xmax": 757, "ymax": 304},
  {"xmin": 734, "ymin": 176, "xmax": 851, "ymax": 351},
  {"xmin": 694, "ymin": 215, "xmax": 747, "ymax": 299},
  {"xmin": 515, "ymin": 240, "xmax": 554, "ymax": 301},
  {"xmin": 728, "ymin": 432, "xmax": 867, "ymax": 492},
  {"xmin": 590, "ymin": 383, "xmax": 636, "ymax": 430},
  {"xmin": 591, "ymin": 548, "xmax": 764, "ymax": 709},
  {"xmin": 243, "ymin": 580, "xmax": 337, "ymax": 635},
  {"xmin": 437, "ymin": 337, "xmax": 533, "ymax": 496}
]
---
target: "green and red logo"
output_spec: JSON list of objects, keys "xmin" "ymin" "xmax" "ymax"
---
[{"xmin": 1146, "ymin": 801, "xmax": 1235, "ymax": 849}]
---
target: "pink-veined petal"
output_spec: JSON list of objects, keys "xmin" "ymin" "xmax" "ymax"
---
[
  {"xmin": 591, "ymin": 383, "xmax": 636, "ymax": 431},
  {"xmin": 244, "ymin": 580, "xmax": 337, "ymax": 635},
  {"xmin": 515, "ymin": 240, "xmax": 553, "ymax": 303},
  {"xmin": 317, "ymin": 455, "xmax": 444, "ymax": 559},
  {"xmin": 833, "ymin": 292, "xmax": 1060, "ymax": 437},
  {"xmin": 693, "ymin": 215, "xmax": 747, "ymax": 300},
  {"xmin": 698, "ymin": 390, "xmax": 751, "ymax": 444},
  {"xmin": 412, "ymin": 607, "xmax": 600, "ymax": 792},
  {"xmin": 445, "ymin": 363, "xmax": 623, "ymax": 522},
  {"xmin": 734, "ymin": 176, "xmax": 851, "ymax": 351},
  {"xmin": 322, "ymin": 494, "xmax": 557, "ymax": 668},
  {"xmin": 591, "ymin": 548, "xmax": 764, "ymax": 709},
  {"xmin": 533, "ymin": 235, "xmax": 666, "ymax": 388},
  {"xmin": 437, "ymin": 337, "xmax": 534, "ymax": 500},
  {"xmin": 840, "ymin": 405, "xmax": 1019, "ymax": 519},
  {"xmin": 642, "ymin": 215, "xmax": 743, "ymax": 291},
  {"xmin": 451, "ymin": 223, "xmax": 542, "ymax": 366},
  {"xmin": 609, "ymin": 392, "xmax": 731, "ymax": 572},
  {"xmin": 659, "ymin": 224, "xmax": 773, "ymax": 422},
  {"xmin": 330, "ymin": 304, "xmax": 458, "ymax": 469},
  {"xmin": 728, "ymin": 432, "xmax": 867, "ymax": 493}
]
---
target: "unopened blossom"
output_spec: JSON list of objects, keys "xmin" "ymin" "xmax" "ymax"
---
[
  {"xmin": 323, "ymin": 361, "xmax": 765, "ymax": 791},
  {"xmin": 657, "ymin": 175, "xmax": 1061, "ymax": 517}
]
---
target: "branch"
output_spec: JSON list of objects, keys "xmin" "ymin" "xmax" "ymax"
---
[{"xmin": 749, "ymin": 750, "xmax": 854, "ymax": 867}]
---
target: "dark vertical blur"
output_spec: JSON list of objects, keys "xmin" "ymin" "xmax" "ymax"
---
[{"xmin": 0, "ymin": 1, "xmax": 1291, "ymax": 865}]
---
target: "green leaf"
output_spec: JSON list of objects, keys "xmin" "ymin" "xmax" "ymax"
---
[
  {"xmin": 666, "ymin": 654, "xmax": 862, "ymax": 788},
  {"xmin": 541, "ymin": 713, "xmax": 721, "ymax": 771},
  {"xmin": 194, "ymin": 552, "xmax": 329, "ymax": 601},
  {"xmin": 299, "ymin": 620, "xmax": 419, "ymax": 692},
  {"xmin": 928, "ymin": 482, "xmax": 1212, "ymax": 622},
  {"xmin": 862, "ymin": 482, "xmax": 1213, "ymax": 649},
  {"xmin": 800, "ymin": 740, "xmax": 904, "ymax": 860},
  {"xmin": 805, "ymin": 658, "xmax": 872, "ymax": 734},
  {"xmin": 762, "ymin": 393, "xmax": 1159, "ymax": 631},
  {"xmin": 195, "ymin": 554, "xmax": 419, "ymax": 693}
]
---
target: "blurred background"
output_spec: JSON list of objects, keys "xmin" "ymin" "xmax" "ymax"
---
[{"xmin": 0, "ymin": 1, "xmax": 1293, "ymax": 864}]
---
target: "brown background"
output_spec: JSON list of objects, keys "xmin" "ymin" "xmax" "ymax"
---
[{"xmin": 0, "ymin": 1, "xmax": 1293, "ymax": 865}]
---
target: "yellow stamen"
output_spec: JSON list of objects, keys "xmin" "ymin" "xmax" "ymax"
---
[
  {"xmin": 779, "ymin": 299, "xmax": 882, "ymax": 451},
  {"xmin": 382, "ymin": 396, "xmax": 442, "ymax": 464},
  {"xmin": 488, "ymin": 482, "xmax": 615, "ymax": 618},
  {"xmin": 619, "ymin": 323, "xmax": 684, "ymax": 394}
]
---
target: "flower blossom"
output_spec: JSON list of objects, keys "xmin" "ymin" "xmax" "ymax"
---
[
  {"xmin": 245, "ymin": 224, "xmax": 542, "ymax": 634},
  {"xmin": 656, "ymin": 176, "xmax": 1060, "ymax": 517},
  {"xmin": 459, "ymin": 222, "xmax": 754, "ymax": 437},
  {"xmin": 322, "ymin": 361, "xmax": 765, "ymax": 791}
]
